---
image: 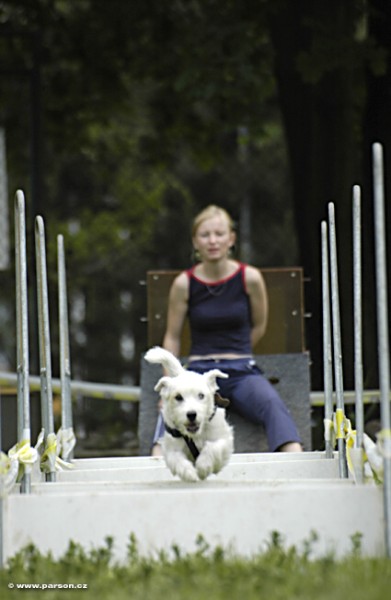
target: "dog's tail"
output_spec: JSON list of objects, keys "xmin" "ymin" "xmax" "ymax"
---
[{"xmin": 144, "ymin": 346, "xmax": 185, "ymax": 377}]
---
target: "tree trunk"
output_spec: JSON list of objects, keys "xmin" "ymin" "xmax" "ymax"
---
[
  {"xmin": 269, "ymin": 0, "xmax": 365, "ymax": 388},
  {"xmin": 362, "ymin": 0, "xmax": 391, "ymax": 388}
]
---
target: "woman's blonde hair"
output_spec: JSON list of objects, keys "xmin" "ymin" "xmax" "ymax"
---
[{"xmin": 191, "ymin": 205, "xmax": 235, "ymax": 237}]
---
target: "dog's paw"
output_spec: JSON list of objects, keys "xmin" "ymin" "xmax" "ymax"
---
[
  {"xmin": 195, "ymin": 455, "xmax": 214, "ymax": 480},
  {"xmin": 178, "ymin": 464, "xmax": 199, "ymax": 482},
  {"xmin": 170, "ymin": 461, "xmax": 199, "ymax": 482}
]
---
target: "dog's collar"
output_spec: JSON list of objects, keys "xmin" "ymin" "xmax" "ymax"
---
[
  {"xmin": 164, "ymin": 422, "xmax": 200, "ymax": 460},
  {"xmin": 164, "ymin": 422, "xmax": 183, "ymax": 439},
  {"xmin": 209, "ymin": 405, "xmax": 217, "ymax": 422}
]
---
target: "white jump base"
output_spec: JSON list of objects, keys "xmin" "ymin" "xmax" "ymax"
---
[
  {"xmin": 54, "ymin": 457, "xmax": 340, "ymax": 483},
  {"xmin": 2, "ymin": 452, "xmax": 386, "ymax": 562},
  {"xmin": 72, "ymin": 450, "xmax": 334, "ymax": 470}
]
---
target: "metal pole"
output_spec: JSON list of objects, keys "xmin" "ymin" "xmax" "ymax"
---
[
  {"xmin": 58, "ymin": 235, "xmax": 74, "ymax": 460},
  {"xmin": 0, "ymin": 129, "xmax": 10, "ymax": 270},
  {"xmin": 328, "ymin": 202, "xmax": 348, "ymax": 478},
  {"xmin": 321, "ymin": 221, "xmax": 334, "ymax": 458},
  {"xmin": 35, "ymin": 216, "xmax": 56, "ymax": 481},
  {"xmin": 0, "ymin": 129, "xmax": 8, "ymax": 455},
  {"xmin": 353, "ymin": 186, "xmax": 364, "ymax": 448},
  {"xmin": 14, "ymin": 191, "xmax": 31, "ymax": 493},
  {"xmin": 372, "ymin": 142, "xmax": 391, "ymax": 557},
  {"xmin": 0, "ymin": 497, "xmax": 3, "ymax": 568},
  {"xmin": 352, "ymin": 185, "xmax": 365, "ymax": 484}
]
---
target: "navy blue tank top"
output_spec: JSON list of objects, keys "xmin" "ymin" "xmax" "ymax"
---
[{"xmin": 187, "ymin": 263, "xmax": 252, "ymax": 355}]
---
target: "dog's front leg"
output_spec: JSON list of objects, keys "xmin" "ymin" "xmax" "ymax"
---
[
  {"xmin": 164, "ymin": 450, "xmax": 199, "ymax": 482},
  {"xmin": 196, "ymin": 439, "xmax": 232, "ymax": 480}
]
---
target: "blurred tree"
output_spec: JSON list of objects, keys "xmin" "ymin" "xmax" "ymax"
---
[
  {"xmin": 0, "ymin": 0, "xmax": 388, "ymax": 405},
  {"xmin": 0, "ymin": 0, "xmax": 287, "ymax": 387},
  {"xmin": 362, "ymin": 0, "xmax": 391, "ymax": 387},
  {"xmin": 268, "ymin": 0, "xmax": 387, "ymax": 387}
]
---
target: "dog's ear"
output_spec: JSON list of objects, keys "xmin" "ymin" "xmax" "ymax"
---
[
  {"xmin": 203, "ymin": 369, "xmax": 229, "ymax": 391},
  {"xmin": 154, "ymin": 376, "xmax": 172, "ymax": 395}
]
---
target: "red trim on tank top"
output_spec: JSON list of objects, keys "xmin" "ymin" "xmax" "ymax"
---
[{"xmin": 186, "ymin": 262, "xmax": 247, "ymax": 288}]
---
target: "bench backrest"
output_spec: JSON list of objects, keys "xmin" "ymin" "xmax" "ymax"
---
[{"xmin": 146, "ymin": 267, "xmax": 306, "ymax": 355}]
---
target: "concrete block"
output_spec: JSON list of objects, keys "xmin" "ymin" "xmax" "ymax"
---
[{"xmin": 3, "ymin": 481, "xmax": 384, "ymax": 561}]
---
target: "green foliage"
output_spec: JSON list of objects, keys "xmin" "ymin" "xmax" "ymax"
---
[
  {"xmin": 1, "ymin": 0, "xmax": 388, "ymax": 414},
  {"xmin": 1, "ymin": 532, "xmax": 391, "ymax": 600},
  {"xmin": 296, "ymin": 11, "xmax": 387, "ymax": 85}
]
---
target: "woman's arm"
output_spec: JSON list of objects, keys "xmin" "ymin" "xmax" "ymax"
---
[
  {"xmin": 245, "ymin": 266, "xmax": 269, "ymax": 348},
  {"xmin": 162, "ymin": 271, "xmax": 189, "ymax": 357}
]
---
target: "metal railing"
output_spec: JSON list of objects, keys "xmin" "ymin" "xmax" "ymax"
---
[
  {"xmin": 320, "ymin": 142, "xmax": 391, "ymax": 557},
  {"xmin": 2, "ymin": 373, "xmax": 388, "ymax": 406},
  {"xmin": 0, "ymin": 372, "xmax": 140, "ymax": 402}
]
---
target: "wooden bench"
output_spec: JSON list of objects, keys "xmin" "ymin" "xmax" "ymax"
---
[{"xmin": 138, "ymin": 268, "xmax": 312, "ymax": 454}]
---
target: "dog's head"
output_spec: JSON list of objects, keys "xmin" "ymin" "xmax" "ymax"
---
[{"xmin": 155, "ymin": 368, "xmax": 228, "ymax": 437}]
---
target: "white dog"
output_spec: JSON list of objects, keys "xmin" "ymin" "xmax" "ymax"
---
[{"xmin": 145, "ymin": 347, "xmax": 234, "ymax": 482}]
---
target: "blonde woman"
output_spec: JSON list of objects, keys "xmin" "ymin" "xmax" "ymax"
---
[{"xmin": 151, "ymin": 205, "xmax": 302, "ymax": 454}]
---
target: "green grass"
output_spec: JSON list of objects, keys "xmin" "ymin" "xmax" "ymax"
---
[{"xmin": 1, "ymin": 532, "xmax": 390, "ymax": 600}]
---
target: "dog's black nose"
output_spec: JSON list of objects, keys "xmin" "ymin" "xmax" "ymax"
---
[{"xmin": 187, "ymin": 411, "xmax": 197, "ymax": 422}]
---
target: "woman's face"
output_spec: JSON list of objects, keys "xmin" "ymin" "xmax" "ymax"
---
[{"xmin": 193, "ymin": 215, "xmax": 236, "ymax": 262}]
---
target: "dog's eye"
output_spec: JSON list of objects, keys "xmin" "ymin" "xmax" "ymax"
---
[
  {"xmin": 198, "ymin": 393, "xmax": 205, "ymax": 400},
  {"xmin": 175, "ymin": 394, "xmax": 184, "ymax": 402}
]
